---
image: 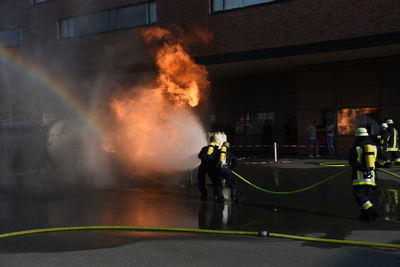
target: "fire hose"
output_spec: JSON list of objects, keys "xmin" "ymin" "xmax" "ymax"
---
[
  {"xmin": 318, "ymin": 162, "xmax": 400, "ymax": 180},
  {"xmin": 231, "ymin": 169, "xmax": 351, "ymax": 195},
  {"xmin": 319, "ymin": 162, "xmax": 349, "ymax": 167},
  {"xmin": 0, "ymin": 225, "xmax": 400, "ymax": 250}
]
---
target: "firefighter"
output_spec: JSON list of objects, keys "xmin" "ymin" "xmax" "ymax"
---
[
  {"xmin": 348, "ymin": 127, "xmax": 379, "ymax": 221},
  {"xmin": 197, "ymin": 135, "xmax": 223, "ymax": 201},
  {"xmin": 216, "ymin": 142, "xmax": 239, "ymax": 203},
  {"xmin": 386, "ymin": 119, "xmax": 400, "ymax": 165},
  {"xmin": 375, "ymin": 123, "xmax": 391, "ymax": 167}
]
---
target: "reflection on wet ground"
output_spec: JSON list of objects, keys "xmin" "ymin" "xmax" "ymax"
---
[
  {"xmin": 0, "ymin": 165, "xmax": 399, "ymax": 253},
  {"xmin": 235, "ymin": 165, "xmax": 400, "ymax": 222}
]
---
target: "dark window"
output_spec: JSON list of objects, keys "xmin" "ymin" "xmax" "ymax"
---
[
  {"xmin": 225, "ymin": 0, "xmax": 242, "ymax": 10},
  {"xmin": 213, "ymin": 0, "xmax": 276, "ymax": 12},
  {"xmin": 59, "ymin": 2, "xmax": 157, "ymax": 39},
  {"xmin": 148, "ymin": 2, "xmax": 157, "ymax": 23},
  {"xmin": 0, "ymin": 29, "xmax": 21, "ymax": 47},
  {"xmin": 61, "ymin": 12, "xmax": 109, "ymax": 38},
  {"xmin": 246, "ymin": 112, "xmax": 275, "ymax": 135},
  {"xmin": 117, "ymin": 5, "xmax": 147, "ymax": 29},
  {"xmin": 33, "ymin": 0, "xmax": 54, "ymax": 3},
  {"xmin": 213, "ymin": 0, "xmax": 224, "ymax": 11}
]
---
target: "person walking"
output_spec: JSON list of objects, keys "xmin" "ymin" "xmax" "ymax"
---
[{"xmin": 348, "ymin": 127, "xmax": 379, "ymax": 221}]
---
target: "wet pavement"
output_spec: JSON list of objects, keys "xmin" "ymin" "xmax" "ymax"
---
[{"xmin": 0, "ymin": 158, "xmax": 400, "ymax": 266}]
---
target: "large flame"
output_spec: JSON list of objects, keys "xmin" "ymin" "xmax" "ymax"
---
[
  {"xmin": 106, "ymin": 27, "xmax": 211, "ymax": 175},
  {"xmin": 337, "ymin": 107, "xmax": 378, "ymax": 135},
  {"xmin": 143, "ymin": 26, "xmax": 210, "ymax": 107}
]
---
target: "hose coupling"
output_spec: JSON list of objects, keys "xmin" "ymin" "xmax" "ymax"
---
[{"xmin": 258, "ymin": 230, "xmax": 269, "ymax": 238}]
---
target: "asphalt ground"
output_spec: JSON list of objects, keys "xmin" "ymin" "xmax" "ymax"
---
[{"xmin": 0, "ymin": 157, "xmax": 399, "ymax": 266}]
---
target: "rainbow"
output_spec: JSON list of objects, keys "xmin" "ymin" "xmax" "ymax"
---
[{"xmin": 0, "ymin": 46, "xmax": 102, "ymax": 134}]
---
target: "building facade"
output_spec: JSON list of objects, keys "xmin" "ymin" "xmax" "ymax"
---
[{"xmin": 1, "ymin": 0, "xmax": 400, "ymax": 154}]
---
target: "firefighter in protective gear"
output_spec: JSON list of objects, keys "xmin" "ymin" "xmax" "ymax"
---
[
  {"xmin": 197, "ymin": 135, "xmax": 224, "ymax": 201},
  {"xmin": 375, "ymin": 123, "xmax": 391, "ymax": 167},
  {"xmin": 216, "ymin": 142, "xmax": 239, "ymax": 203},
  {"xmin": 348, "ymin": 127, "xmax": 379, "ymax": 221},
  {"xmin": 386, "ymin": 119, "xmax": 400, "ymax": 165}
]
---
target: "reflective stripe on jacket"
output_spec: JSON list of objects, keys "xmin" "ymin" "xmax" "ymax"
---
[{"xmin": 387, "ymin": 128, "xmax": 398, "ymax": 151}]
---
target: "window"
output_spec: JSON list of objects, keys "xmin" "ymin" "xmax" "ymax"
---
[
  {"xmin": 213, "ymin": 0, "xmax": 276, "ymax": 12},
  {"xmin": 33, "ymin": 0, "xmax": 54, "ymax": 3},
  {"xmin": 61, "ymin": 12, "xmax": 109, "ymax": 38},
  {"xmin": 247, "ymin": 112, "xmax": 274, "ymax": 135},
  {"xmin": 337, "ymin": 108, "xmax": 380, "ymax": 136},
  {"xmin": 59, "ymin": 2, "xmax": 156, "ymax": 39},
  {"xmin": 0, "ymin": 29, "xmax": 21, "ymax": 47},
  {"xmin": 235, "ymin": 112, "xmax": 274, "ymax": 135}
]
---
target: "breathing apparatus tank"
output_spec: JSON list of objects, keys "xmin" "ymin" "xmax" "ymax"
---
[
  {"xmin": 219, "ymin": 145, "xmax": 227, "ymax": 165},
  {"xmin": 207, "ymin": 142, "xmax": 217, "ymax": 156},
  {"xmin": 364, "ymin": 144, "xmax": 375, "ymax": 170}
]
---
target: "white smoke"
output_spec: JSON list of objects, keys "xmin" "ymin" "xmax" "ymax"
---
[
  {"xmin": 109, "ymin": 87, "xmax": 207, "ymax": 176},
  {"xmin": 47, "ymin": 119, "xmax": 113, "ymax": 186}
]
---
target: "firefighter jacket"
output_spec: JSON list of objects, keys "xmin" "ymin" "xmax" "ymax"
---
[
  {"xmin": 375, "ymin": 129, "xmax": 390, "ymax": 151},
  {"xmin": 348, "ymin": 139, "xmax": 377, "ymax": 187},
  {"xmin": 198, "ymin": 142, "xmax": 219, "ymax": 165},
  {"xmin": 387, "ymin": 127, "xmax": 399, "ymax": 151}
]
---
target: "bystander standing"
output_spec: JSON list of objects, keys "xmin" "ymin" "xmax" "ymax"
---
[
  {"xmin": 326, "ymin": 119, "xmax": 335, "ymax": 155},
  {"xmin": 307, "ymin": 120, "xmax": 320, "ymax": 158}
]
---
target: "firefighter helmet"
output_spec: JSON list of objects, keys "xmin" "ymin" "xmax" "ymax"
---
[
  {"xmin": 355, "ymin": 127, "xmax": 369, "ymax": 137},
  {"xmin": 381, "ymin": 123, "xmax": 388, "ymax": 129},
  {"xmin": 387, "ymin": 119, "xmax": 394, "ymax": 125},
  {"xmin": 222, "ymin": 141, "xmax": 230, "ymax": 149}
]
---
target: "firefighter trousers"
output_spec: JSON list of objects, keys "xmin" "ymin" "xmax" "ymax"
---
[
  {"xmin": 197, "ymin": 164, "xmax": 223, "ymax": 199},
  {"xmin": 219, "ymin": 167, "xmax": 239, "ymax": 202},
  {"xmin": 353, "ymin": 185, "xmax": 378, "ymax": 220}
]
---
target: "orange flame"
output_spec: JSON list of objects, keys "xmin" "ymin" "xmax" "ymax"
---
[
  {"xmin": 105, "ymin": 27, "xmax": 211, "ymax": 174},
  {"xmin": 142, "ymin": 26, "xmax": 210, "ymax": 107},
  {"xmin": 337, "ymin": 107, "xmax": 378, "ymax": 135}
]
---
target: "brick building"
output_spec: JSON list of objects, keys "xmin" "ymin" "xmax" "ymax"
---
[{"xmin": 1, "ymin": 0, "xmax": 400, "ymax": 154}]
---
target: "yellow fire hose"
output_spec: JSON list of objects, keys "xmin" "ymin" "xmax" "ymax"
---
[
  {"xmin": 319, "ymin": 162, "xmax": 349, "ymax": 167},
  {"xmin": 231, "ymin": 169, "xmax": 351, "ymax": 195},
  {"xmin": 0, "ymin": 225, "xmax": 400, "ymax": 250},
  {"xmin": 377, "ymin": 168, "xmax": 400, "ymax": 179}
]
